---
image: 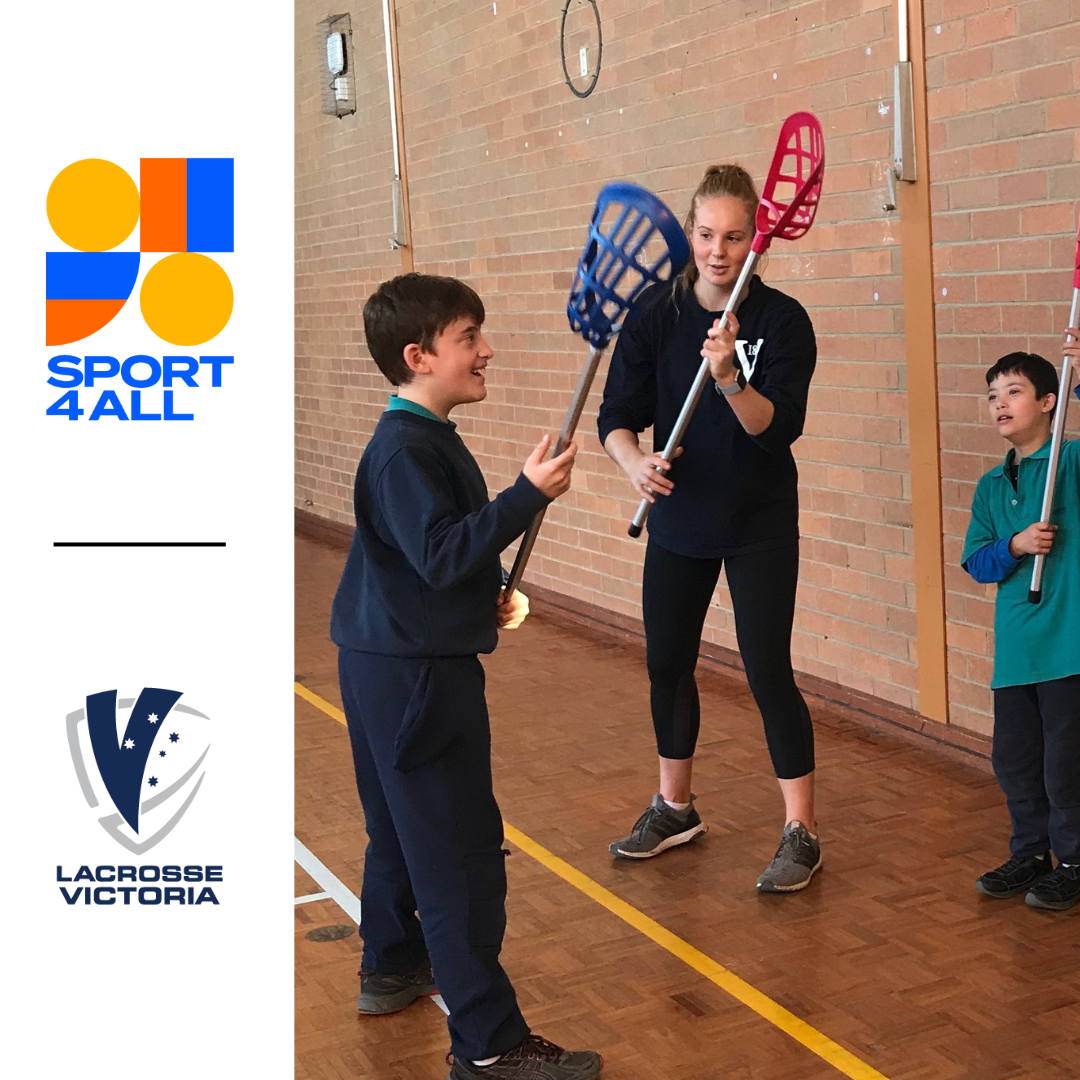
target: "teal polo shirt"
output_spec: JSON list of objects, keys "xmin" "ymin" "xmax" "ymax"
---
[
  {"xmin": 962, "ymin": 438, "xmax": 1080, "ymax": 688},
  {"xmin": 386, "ymin": 395, "xmax": 455, "ymax": 427}
]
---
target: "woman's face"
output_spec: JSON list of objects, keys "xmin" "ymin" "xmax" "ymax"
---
[{"xmin": 690, "ymin": 195, "xmax": 755, "ymax": 294}]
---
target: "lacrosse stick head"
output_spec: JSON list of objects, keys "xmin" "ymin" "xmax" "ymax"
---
[
  {"xmin": 567, "ymin": 182, "xmax": 690, "ymax": 348},
  {"xmin": 752, "ymin": 112, "xmax": 826, "ymax": 254}
]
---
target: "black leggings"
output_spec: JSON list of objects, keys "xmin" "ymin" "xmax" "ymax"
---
[{"xmin": 642, "ymin": 538, "xmax": 815, "ymax": 779}]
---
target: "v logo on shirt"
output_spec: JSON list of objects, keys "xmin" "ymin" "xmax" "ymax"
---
[{"xmin": 735, "ymin": 338, "xmax": 764, "ymax": 381}]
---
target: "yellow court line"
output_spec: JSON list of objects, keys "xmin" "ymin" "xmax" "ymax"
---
[
  {"xmin": 294, "ymin": 680, "xmax": 346, "ymax": 724},
  {"xmin": 294, "ymin": 681, "xmax": 889, "ymax": 1080}
]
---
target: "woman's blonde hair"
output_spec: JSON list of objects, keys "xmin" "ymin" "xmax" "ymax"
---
[{"xmin": 677, "ymin": 165, "xmax": 759, "ymax": 291}]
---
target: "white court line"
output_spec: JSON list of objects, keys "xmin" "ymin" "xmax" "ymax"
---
[
  {"xmin": 294, "ymin": 836, "xmax": 361, "ymax": 922},
  {"xmin": 294, "ymin": 891, "xmax": 331, "ymax": 905},
  {"xmin": 294, "ymin": 835, "xmax": 449, "ymax": 1016}
]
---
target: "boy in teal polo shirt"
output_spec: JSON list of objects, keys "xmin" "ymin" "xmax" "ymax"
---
[{"xmin": 962, "ymin": 337, "xmax": 1080, "ymax": 911}]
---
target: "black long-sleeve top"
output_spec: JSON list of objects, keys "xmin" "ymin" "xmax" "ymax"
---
[
  {"xmin": 330, "ymin": 409, "xmax": 550, "ymax": 657},
  {"xmin": 597, "ymin": 276, "xmax": 816, "ymax": 558}
]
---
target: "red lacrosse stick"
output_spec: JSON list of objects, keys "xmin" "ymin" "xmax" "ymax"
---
[
  {"xmin": 629, "ymin": 112, "xmax": 826, "ymax": 537},
  {"xmin": 1029, "ymin": 215, "xmax": 1080, "ymax": 602}
]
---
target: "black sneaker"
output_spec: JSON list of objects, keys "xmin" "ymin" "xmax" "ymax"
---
[
  {"xmin": 447, "ymin": 1034, "xmax": 602, "ymax": 1079},
  {"xmin": 756, "ymin": 820, "xmax": 822, "ymax": 892},
  {"xmin": 1025, "ymin": 863, "xmax": 1080, "ymax": 911},
  {"xmin": 975, "ymin": 854, "xmax": 1052, "ymax": 899},
  {"xmin": 608, "ymin": 793, "xmax": 706, "ymax": 859},
  {"xmin": 357, "ymin": 958, "xmax": 436, "ymax": 1014}
]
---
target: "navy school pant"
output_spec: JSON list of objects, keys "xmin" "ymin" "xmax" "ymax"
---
[
  {"xmin": 992, "ymin": 674, "xmax": 1080, "ymax": 864},
  {"xmin": 338, "ymin": 648, "xmax": 530, "ymax": 1061}
]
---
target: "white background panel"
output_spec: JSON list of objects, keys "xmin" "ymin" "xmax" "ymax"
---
[{"xmin": 4, "ymin": 1, "xmax": 294, "ymax": 1074}]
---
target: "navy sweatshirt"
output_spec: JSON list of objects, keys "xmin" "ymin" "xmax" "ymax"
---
[
  {"xmin": 597, "ymin": 276, "xmax": 816, "ymax": 558},
  {"xmin": 330, "ymin": 408, "xmax": 550, "ymax": 657}
]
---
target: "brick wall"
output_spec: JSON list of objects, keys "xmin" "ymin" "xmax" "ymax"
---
[
  {"xmin": 925, "ymin": 0, "xmax": 1080, "ymax": 732},
  {"xmin": 295, "ymin": 0, "xmax": 1079, "ymax": 737},
  {"xmin": 295, "ymin": 1, "xmax": 402, "ymax": 522}
]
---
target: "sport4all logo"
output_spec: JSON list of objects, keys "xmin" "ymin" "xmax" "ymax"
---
[
  {"xmin": 45, "ymin": 158, "xmax": 235, "ymax": 422},
  {"xmin": 67, "ymin": 688, "xmax": 211, "ymax": 854},
  {"xmin": 47, "ymin": 158, "xmax": 233, "ymax": 347}
]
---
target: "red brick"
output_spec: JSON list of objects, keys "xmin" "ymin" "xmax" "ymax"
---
[
  {"xmin": 997, "ymin": 169, "xmax": 1049, "ymax": 205},
  {"xmin": 1017, "ymin": 61, "xmax": 1074, "ymax": 101},
  {"xmin": 966, "ymin": 7, "xmax": 1017, "ymax": 45},
  {"xmin": 1047, "ymin": 96, "xmax": 1080, "ymax": 131},
  {"xmin": 943, "ymin": 45, "xmax": 993, "ymax": 84},
  {"xmin": 1021, "ymin": 202, "xmax": 1078, "ymax": 236}
]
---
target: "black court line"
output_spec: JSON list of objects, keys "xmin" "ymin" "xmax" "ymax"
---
[{"xmin": 53, "ymin": 542, "xmax": 227, "ymax": 547}]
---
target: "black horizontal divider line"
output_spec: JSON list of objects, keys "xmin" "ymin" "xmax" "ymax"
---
[{"xmin": 53, "ymin": 542, "xmax": 227, "ymax": 548}]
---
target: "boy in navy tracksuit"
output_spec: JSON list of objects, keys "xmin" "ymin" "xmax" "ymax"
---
[{"xmin": 331, "ymin": 274, "xmax": 602, "ymax": 1079}]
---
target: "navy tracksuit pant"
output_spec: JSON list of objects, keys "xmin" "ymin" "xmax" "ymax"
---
[
  {"xmin": 993, "ymin": 674, "xmax": 1080, "ymax": 864},
  {"xmin": 338, "ymin": 648, "xmax": 529, "ymax": 1061}
]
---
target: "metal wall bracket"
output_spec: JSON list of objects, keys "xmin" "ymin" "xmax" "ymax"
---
[
  {"xmin": 893, "ymin": 60, "xmax": 916, "ymax": 182},
  {"xmin": 389, "ymin": 178, "xmax": 405, "ymax": 249},
  {"xmin": 883, "ymin": 163, "xmax": 898, "ymax": 213}
]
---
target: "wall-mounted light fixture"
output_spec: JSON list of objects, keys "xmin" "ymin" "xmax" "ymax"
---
[{"xmin": 317, "ymin": 15, "xmax": 356, "ymax": 119}]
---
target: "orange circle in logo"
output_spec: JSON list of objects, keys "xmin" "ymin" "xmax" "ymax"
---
[
  {"xmin": 47, "ymin": 159, "xmax": 140, "ymax": 252},
  {"xmin": 140, "ymin": 253, "xmax": 234, "ymax": 346}
]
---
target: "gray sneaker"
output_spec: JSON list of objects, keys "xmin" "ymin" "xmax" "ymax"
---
[
  {"xmin": 609, "ymin": 793, "xmax": 707, "ymax": 859},
  {"xmin": 756, "ymin": 821, "xmax": 821, "ymax": 892},
  {"xmin": 357, "ymin": 958, "xmax": 436, "ymax": 1014}
]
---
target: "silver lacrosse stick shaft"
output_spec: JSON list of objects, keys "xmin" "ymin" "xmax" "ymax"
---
[
  {"xmin": 504, "ymin": 345, "xmax": 605, "ymax": 597},
  {"xmin": 1029, "ymin": 288, "xmax": 1080, "ymax": 602},
  {"xmin": 627, "ymin": 252, "xmax": 760, "ymax": 538}
]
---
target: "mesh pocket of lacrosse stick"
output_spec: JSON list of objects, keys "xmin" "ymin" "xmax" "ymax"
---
[
  {"xmin": 752, "ymin": 111, "xmax": 825, "ymax": 253},
  {"xmin": 567, "ymin": 182, "xmax": 690, "ymax": 348}
]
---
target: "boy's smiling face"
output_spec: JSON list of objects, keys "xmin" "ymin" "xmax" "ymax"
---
[
  {"xmin": 403, "ymin": 316, "xmax": 493, "ymax": 416},
  {"xmin": 987, "ymin": 369, "xmax": 1055, "ymax": 444}
]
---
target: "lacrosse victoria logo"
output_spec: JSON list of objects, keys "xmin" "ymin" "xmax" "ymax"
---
[
  {"xmin": 45, "ymin": 157, "xmax": 235, "ymax": 422},
  {"xmin": 61, "ymin": 687, "xmax": 222, "ymax": 907}
]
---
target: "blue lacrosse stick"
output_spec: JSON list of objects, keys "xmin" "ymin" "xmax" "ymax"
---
[
  {"xmin": 504, "ymin": 182, "xmax": 689, "ymax": 596},
  {"xmin": 568, "ymin": 181, "xmax": 690, "ymax": 347}
]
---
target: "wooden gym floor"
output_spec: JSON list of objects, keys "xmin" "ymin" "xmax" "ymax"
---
[{"xmin": 295, "ymin": 533, "xmax": 1080, "ymax": 1080}]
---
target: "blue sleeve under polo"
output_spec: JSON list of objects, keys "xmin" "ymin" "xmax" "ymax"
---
[{"xmin": 963, "ymin": 537, "xmax": 1021, "ymax": 584}]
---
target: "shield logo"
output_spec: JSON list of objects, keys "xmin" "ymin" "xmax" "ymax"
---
[{"xmin": 66, "ymin": 688, "xmax": 211, "ymax": 853}]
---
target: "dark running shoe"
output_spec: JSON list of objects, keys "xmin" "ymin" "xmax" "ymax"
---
[
  {"xmin": 357, "ymin": 959, "xmax": 436, "ymax": 1015},
  {"xmin": 756, "ymin": 820, "xmax": 822, "ymax": 892},
  {"xmin": 447, "ymin": 1033, "xmax": 602, "ymax": 1079},
  {"xmin": 975, "ymin": 853, "xmax": 1052, "ymax": 899},
  {"xmin": 608, "ymin": 793, "xmax": 706, "ymax": 859},
  {"xmin": 1025, "ymin": 863, "xmax": 1080, "ymax": 911}
]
